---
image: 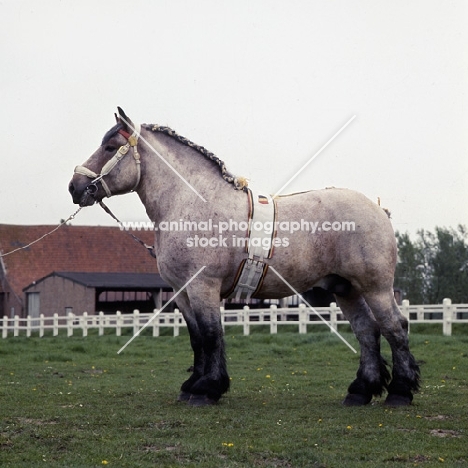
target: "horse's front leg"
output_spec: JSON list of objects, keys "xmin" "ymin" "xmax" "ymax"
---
[
  {"xmin": 176, "ymin": 288, "xmax": 230, "ymax": 406},
  {"xmin": 187, "ymin": 288, "xmax": 230, "ymax": 406},
  {"xmin": 174, "ymin": 291, "xmax": 205, "ymax": 403}
]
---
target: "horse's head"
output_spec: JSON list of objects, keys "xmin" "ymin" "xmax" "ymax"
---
[{"xmin": 69, "ymin": 107, "xmax": 142, "ymax": 206}]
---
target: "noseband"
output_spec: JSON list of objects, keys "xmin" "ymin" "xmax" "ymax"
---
[{"xmin": 74, "ymin": 125, "xmax": 141, "ymax": 198}]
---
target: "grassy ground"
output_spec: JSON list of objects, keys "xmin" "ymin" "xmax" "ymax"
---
[{"xmin": 0, "ymin": 325, "xmax": 467, "ymax": 467}]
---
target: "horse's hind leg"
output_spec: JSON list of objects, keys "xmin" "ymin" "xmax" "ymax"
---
[
  {"xmin": 364, "ymin": 289, "xmax": 420, "ymax": 406},
  {"xmin": 336, "ymin": 293, "xmax": 390, "ymax": 406}
]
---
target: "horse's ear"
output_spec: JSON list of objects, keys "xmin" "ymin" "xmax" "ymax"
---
[
  {"xmin": 117, "ymin": 107, "xmax": 129, "ymax": 121},
  {"xmin": 117, "ymin": 107, "xmax": 132, "ymax": 132},
  {"xmin": 114, "ymin": 112, "xmax": 120, "ymax": 124}
]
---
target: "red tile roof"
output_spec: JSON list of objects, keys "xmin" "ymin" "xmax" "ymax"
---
[{"xmin": 0, "ymin": 224, "xmax": 157, "ymax": 297}]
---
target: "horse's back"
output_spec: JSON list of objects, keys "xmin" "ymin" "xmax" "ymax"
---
[
  {"xmin": 277, "ymin": 187, "xmax": 390, "ymax": 225},
  {"xmin": 270, "ymin": 187, "xmax": 397, "ymax": 292}
]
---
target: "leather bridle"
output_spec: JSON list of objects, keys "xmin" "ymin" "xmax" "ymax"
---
[{"xmin": 74, "ymin": 124, "xmax": 141, "ymax": 199}]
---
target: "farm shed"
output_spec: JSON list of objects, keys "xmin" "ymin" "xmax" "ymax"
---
[
  {"xmin": 23, "ymin": 271, "xmax": 172, "ymax": 317},
  {"xmin": 0, "ymin": 224, "xmax": 161, "ymax": 318}
]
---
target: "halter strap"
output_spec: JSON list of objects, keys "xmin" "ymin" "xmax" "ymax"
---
[{"xmin": 74, "ymin": 124, "xmax": 141, "ymax": 198}]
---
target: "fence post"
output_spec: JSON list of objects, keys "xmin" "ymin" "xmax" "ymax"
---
[
  {"xmin": 26, "ymin": 315, "xmax": 32, "ymax": 337},
  {"xmin": 13, "ymin": 315, "xmax": 19, "ymax": 337},
  {"xmin": 53, "ymin": 313, "xmax": 59, "ymax": 336},
  {"xmin": 2, "ymin": 315, "xmax": 8, "ymax": 338},
  {"xmin": 329, "ymin": 302, "xmax": 338, "ymax": 332},
  {"xmin": 98, "ymin": 311, "xmax": 105, "ymax": 336},
  {"xmin": 243, "ymin": 306, "xmax": 250, "ymax": 336},
  {"xmin": 270, "ymin": 305, "xmax": 278, "ymax": 334},
  {"xmin": 67, "ymin": 312, "xmax": 74, "ymax": 337},
  {"xmin": 174, "ymin": 309, "xmax": 180, "ymax": 337},
  {"xmin": 131, "ymin": 310, "xmax": 139, "ymax": 336},
  {"xmin": 115, "ymin": 311, "xmax": 121, "ymax": 337},
  {"xmin": 152, "ymin": 309, "xmax": 160, "ymax": 337},
  {"xmin": 401, "ymin": 299, "xmax": 410, "ymax": 334},
  {"xmin": 82, "ymin": 312, "xmax": 88, "ymax": 337},
  {"xmin": 299, "ymin": 304, "xmax": 307, "ymax": 334},
  {"xmin": 443, "ymin": 298, "xmax": 453, "ymax": 336},
  {"xmin": 39, "ymin": 314, "xmax": 44, "ymax": 337}
]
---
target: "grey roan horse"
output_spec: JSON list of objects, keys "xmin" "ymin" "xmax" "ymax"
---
[{"xmin": 69, "ymin": 108, "xmax": 420, "ymax": 407}]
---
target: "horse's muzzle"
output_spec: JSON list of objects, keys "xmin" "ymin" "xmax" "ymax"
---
[{"xmin": 69, "ymin": 180, "xmax": 97, "ymax": 207}]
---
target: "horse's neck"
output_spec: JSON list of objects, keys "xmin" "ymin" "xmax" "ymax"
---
[{"xmin": 136, "ymin": 130, "xmax": 244, "ymax": 222}]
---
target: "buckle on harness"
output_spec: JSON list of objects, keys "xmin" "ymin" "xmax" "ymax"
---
[{"xmin": 118, "ymin": 144, "xmax": 130, "ymax": 156}]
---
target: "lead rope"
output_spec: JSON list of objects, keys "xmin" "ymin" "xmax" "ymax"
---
[
  {"xmin": 99, "ymin": 201, "xmax": 156, "ymax": 258},
  {"xmin": 0, "ymin": 207, "xmax": 83, "ymax": 258}
]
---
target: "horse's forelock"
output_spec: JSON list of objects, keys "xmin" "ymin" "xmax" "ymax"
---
[{"xmin": 101, "ymin": 123, "xmax": 124, "ymax": 145}]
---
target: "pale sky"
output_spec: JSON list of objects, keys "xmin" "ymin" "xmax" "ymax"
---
[{"xmin": 1, "ymin": 0, "xmax": 467, "ymax": 237}]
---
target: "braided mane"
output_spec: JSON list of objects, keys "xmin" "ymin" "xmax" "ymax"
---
[{"xmin": 143, "ymin": 124, "xmax": 248, "ymax": 191}]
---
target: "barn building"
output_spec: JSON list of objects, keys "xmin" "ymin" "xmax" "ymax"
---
[
  {"xmin": 0, "ymin": 224, "xmax": 172, "ymax": 319},
  {"xmin": 23, "ymin": 271, "xmax": 173, "ymax": 317}
]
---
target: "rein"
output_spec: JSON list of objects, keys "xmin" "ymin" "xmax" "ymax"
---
[
  {"xmin": 98, "ymin": 200, "xmax": 156, "ymax": 258},
  {"xmin": 0, "ymin": 202, "xmax": 155, "ymax": 260},
  {"xmin": 74, "ymin": 125, "xmax": 141, "ymax": 199},
  {"xmin": 0, "ymin": 207, "xmax": 83, "ymax": 258}
]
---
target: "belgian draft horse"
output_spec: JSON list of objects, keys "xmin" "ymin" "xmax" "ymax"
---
[{"xmin": 69, "ymin": 108, "xmax": 420, "ymax": 407}]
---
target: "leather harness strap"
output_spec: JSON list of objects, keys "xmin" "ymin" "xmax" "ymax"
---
[
  {"xmin": 224, "ymin": 189, "xmax": 276, "ymax": 302},
  {"xmin": 74, "ymin": 124, "xmax": 141, "ymax": 198}
]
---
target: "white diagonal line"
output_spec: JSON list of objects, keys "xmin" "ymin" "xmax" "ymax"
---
[
  {"xmin": 119, "ymin": 116, "xmax": 207, "ymax": 203},
  {"xmin": 117, "ymin": 266, "xmax": 206, "ymax": 354},
  {"xmin": 268, "ymin": 266, "xmax": 357, "ymax": 353},
  {"xmin": 271, "ymin": 115, "xmax": 356, "ymax": 199}
]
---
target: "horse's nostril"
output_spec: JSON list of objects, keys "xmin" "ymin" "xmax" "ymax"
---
[
  {"xmin": 86, "ymin": 183, "xmax": 98, "ymax": 196},
  {"xmin": 68, "ymin": 182, "xmax": 75, "ymax": 195}
]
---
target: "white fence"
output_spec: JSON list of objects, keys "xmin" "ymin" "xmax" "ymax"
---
[{"xmin": 2, "ymin": 298, "xmax": 468, "ymax": 339}]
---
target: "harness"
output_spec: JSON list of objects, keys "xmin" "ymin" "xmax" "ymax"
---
[
  {"xmin": 74, "ymin": 125, "xmax": 141, "ymax": 198},
  {"xmin": 224, "ymin": 189, "xmax": 277, "ymax": 302}
]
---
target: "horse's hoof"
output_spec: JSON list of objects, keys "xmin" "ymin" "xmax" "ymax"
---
[
  {"xmin": 384, "ymin": 394, "xmax": 412, "ymax": 407},
  {"xmin": 177, "ymin": 391, "xmax": 192, "ymax": 402},
  {"xmin": 188, "ymin": 394, "xmax": 218, "ymax": 407},
  {"xmin": 342, "ymin": 393, "xmax": 372, "ymax": 406}
]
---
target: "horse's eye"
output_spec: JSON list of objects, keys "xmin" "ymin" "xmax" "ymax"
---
[{"xmin": 105, "ymin": 145, "xmax": 116, "ymax": 152}]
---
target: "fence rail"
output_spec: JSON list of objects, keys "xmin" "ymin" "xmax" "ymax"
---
[{"xmin": 2, "ymin": 299, "xmax": 468, "ymax": 339}]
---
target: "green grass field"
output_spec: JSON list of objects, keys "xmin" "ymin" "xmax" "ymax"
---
[{"xmin": 1, "ymin": 326, "xmax": 467, "ymax": 467}]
